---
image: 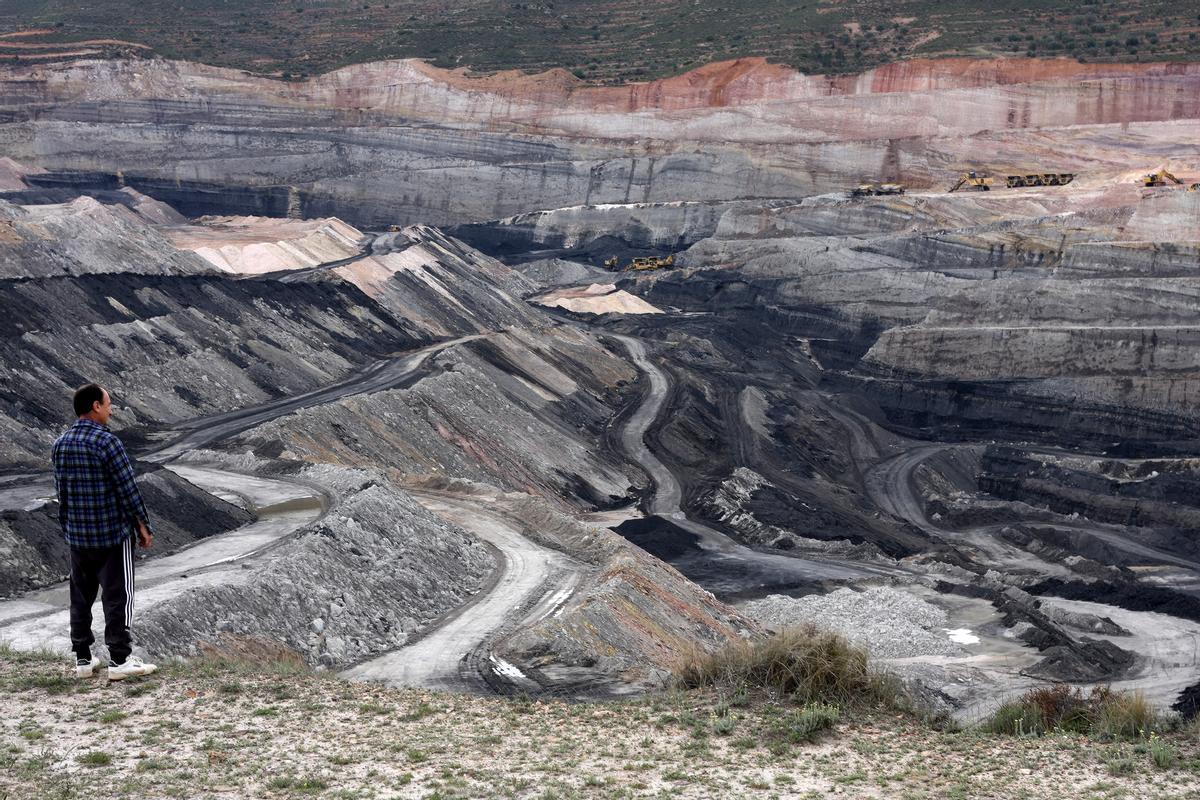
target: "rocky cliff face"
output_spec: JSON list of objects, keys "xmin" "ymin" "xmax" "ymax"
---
[{"xmin": 0, "ymin": 57, "xmax": 1195, "ymax": 226}]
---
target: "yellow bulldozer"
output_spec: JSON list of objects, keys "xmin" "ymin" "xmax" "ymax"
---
[
  {"xmin": 626, "ymin": 254, "xmax": 675, "ymax": 271},
  {"xmin": 948, "ymin": 172, "xmax": 994, "ymax": 192},
  {"xmin": 849, "ymin": 183, "xmax": 906, "ymax": 198},
  {"xmin": 1143, "ymin": 169, "xmax": 1183, "ymax": 187},
  {"xmin": 1005, "ymin": 173, "xmax": 1075, "ymax": 188},
  {"xmin": 604, "ymin": 254, "xmax": 675, "ymax": 271}
]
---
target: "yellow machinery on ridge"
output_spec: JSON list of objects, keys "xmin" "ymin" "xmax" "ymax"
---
[
  {"xmin": 849, "ymin": 183, "xmax": 906, "ymax": 198},
  {"xmin": 1143, "ymin": 169, "xmax": 1184, "ymax": 187},
  {"xmin": 949, "ymin": 171, "xmax": 1076, "ymax": 192},
  {"xmin": 604, "ymin": 254, "xmax": 675, "ymax": 271},
  {"xmin": 948, "ymin": 172, "xmax": 994, "ymax": 192},
  {"xmin": 626, "ymin": 254, "xmax": 675, "ymax": 271},
  {"xmin": 1005, "ymin": 173, "xmax": 1075, "ymax": 188}
]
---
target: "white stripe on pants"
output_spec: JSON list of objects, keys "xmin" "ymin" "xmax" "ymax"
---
[{"xmin": 124, "ymin": 534, "xmax": 134, "ymax": 633}]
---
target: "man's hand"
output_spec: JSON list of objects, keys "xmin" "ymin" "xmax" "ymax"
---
[{"xmin": 136, "ymin": 520, "xmax": 153, "ymax": 549}]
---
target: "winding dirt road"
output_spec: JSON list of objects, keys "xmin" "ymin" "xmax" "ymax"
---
[
  {"xmin": 611, "ymin": 334, "xmax": 893, "ymax": 590},
  {"xmin": 0, "ymin": 336, "xmax": 484, "ymax": 669},
  {"xmin": 343, "ymin": 491, "xmax": 585, "ymax": 691},
  {"xmin": 860, "ymin": 421, "xmax": 1200, "ymax": 714},
  {"xmin": 0, "ymin": 328, "xmax": 594, "ymax": 693},
  {"xmin": 864, "ymin": 443, "xmax": 1200, "ymax": 574}
]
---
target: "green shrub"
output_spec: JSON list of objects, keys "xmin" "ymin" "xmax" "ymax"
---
[
  {"xmin": 268, "ymin": 775, "xmax": 328, "ymax": 792},
  {"xmin": 1149, "ymin": 735, "xmax": 1177, "ymax": 769},
  {"xmin": 985, "ymin": 685, "xmax": 1158, "ymax": 739},
  {"xmin": 1092, "ymin": 687, "xmax": 1156, "ymax": 739},
  {"xmin": 986, "ymin": 701, "xmax": 1046, "ymax": 736},
  {"xmin": 77, "ymin": 751, "xmax": 112, "ymax": 766},
  {"xmin": 781, "ymin": 702, "xmax": 840, "ymax": 743},
  {"xmin": 712, "ymin": 715, "xmax": 736, "ymax": 735}
]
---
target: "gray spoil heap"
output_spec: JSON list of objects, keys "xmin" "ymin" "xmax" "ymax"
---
[
  {"xmin": 135, "ymin": 467, "xmax": 492, "ymax": 666},
  {"xmin": 236, "ymin": 326, "xmax": 641, "ymax": 510}
]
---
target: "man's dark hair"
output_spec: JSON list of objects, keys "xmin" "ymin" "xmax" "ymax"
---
[{"xmin": 73, "ymin": 384, "xmax": 106, "ymax": 417}]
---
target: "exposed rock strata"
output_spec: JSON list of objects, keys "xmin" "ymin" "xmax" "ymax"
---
[
  {"xmin": 628, "ymin": 185, "xmax": 1200, "ymax": 449},
  {"xmin": 1, "ymin": 57, "xmax": 1196, "ymax": 225},
  {"xmin": 0, "ymin": 271, "xmax": 425, "ymax": 468},
  {"xmin": 0, "ymin": 206, "xmax": 561, "ymax": 469}
]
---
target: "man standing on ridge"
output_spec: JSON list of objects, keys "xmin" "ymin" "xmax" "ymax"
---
[{"xmin": 52, "ymin": 383, "xmax": 158, "ymax": 681}]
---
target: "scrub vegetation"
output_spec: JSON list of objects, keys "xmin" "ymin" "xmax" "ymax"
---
[
  {"xmin": 2, "ymin": 0, "xmax": 1199, "ymax": 82},
  {"xmin": 4, "ymin": 648, "xmax": 1199, "ymax": 798}
]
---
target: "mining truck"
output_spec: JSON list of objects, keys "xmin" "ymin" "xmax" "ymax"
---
[
  {"xmin": 849, "ymin": 183, "xmax": 906, "ymax": 198},
  {"xmin": 1143, "ymin": 169, "xmax": 1183, "ymax": 187},
  {"xmin": 1005, "ymin": 173, "xmax": 1075, "ymax": 188},
  {"xmin": 948, "ymin": 172, "xmax": 994, "ymax": 192}
]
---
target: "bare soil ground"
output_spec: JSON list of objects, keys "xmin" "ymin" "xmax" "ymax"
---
[{"xmin": 2, "ymin": 651, "xmax": 1198, "ymax": 799}]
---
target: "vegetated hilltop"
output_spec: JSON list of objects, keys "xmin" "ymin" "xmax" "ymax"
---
[{"xmin": 1, "ymin": 0, "xmax": 1199, "ymax": 81}]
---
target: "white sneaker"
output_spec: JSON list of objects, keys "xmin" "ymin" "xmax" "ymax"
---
[
  {"xmin": 75, "ymin": 656, "xmax": 102, "ymax": 679},
  {"xmin": 107, "ymin": 655, "xmax": 157, "ymax": 681}
]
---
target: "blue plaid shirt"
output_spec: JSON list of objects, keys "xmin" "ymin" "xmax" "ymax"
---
[{"xmin": 52, "ymin": 419, "xmax": 152, "ymax": 548}]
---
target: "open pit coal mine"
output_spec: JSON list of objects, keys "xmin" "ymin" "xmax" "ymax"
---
[{"xmin": 0, "ymin": 54, "xmax": 1198, "ymax": 721}]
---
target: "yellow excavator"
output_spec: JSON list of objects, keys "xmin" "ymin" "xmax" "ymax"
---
[
  {"xmin": 948, "ymin": 171, "xmax": 994, "ymax": 192},
  {"xmin": 1143, "ymin": 169, "xmax": 1183, "ymax": 187}
]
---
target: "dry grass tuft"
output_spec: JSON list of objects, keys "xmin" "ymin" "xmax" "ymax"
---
[
  {"xmin": 174, "ymin": 636, "xmax": 313, "ymax": 678},
  {"xmin": 674, "ymin": 625, "xmax": 902, "ymax": 708},
  {"xmin": 987, "ymin": 685, "xmax": 1159, "ymax": 739}
]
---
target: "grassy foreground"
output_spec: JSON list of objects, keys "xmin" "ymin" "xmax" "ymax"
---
[{"xmin": 2, "ymin": 648, "xmax": 1198, "ymax": 799}]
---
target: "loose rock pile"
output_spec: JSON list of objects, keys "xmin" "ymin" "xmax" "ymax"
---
[{"xmin": 742, "ymin": 586, "xmax": 965, "ymax": 659}]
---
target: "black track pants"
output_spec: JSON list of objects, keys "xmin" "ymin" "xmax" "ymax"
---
[{"xmin": 69, "ymin": 536, "xmax": 134, "ymax": 663}]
